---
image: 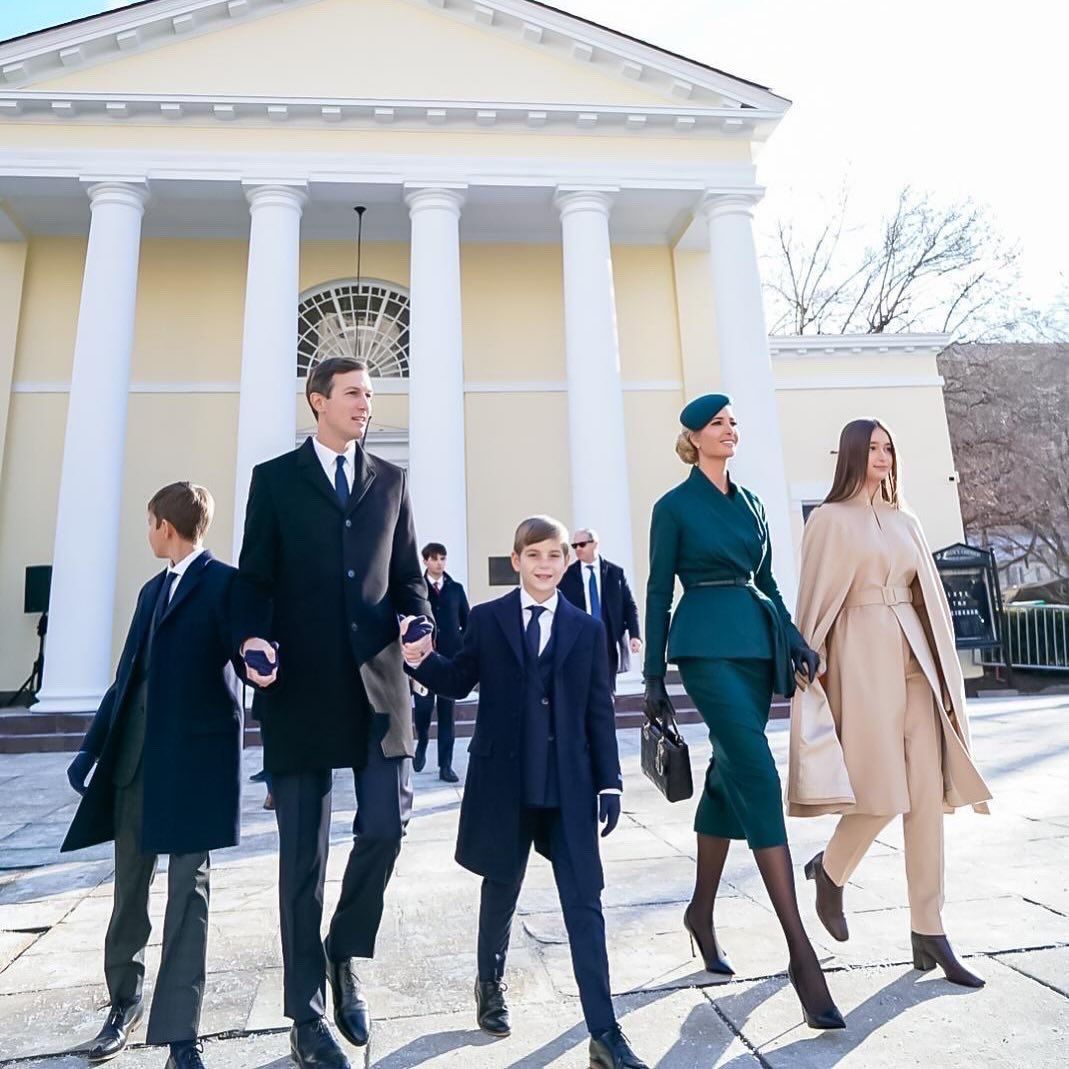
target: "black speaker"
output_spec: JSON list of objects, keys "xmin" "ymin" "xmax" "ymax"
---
[{"xmin": 24, "ymin": 565, "xmax": 52, "ymax": 614}]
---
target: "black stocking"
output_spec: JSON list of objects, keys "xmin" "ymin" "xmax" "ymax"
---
[
  {"xmin": 685, "ymin": 834, "xmax": 731, "ymax": 965},
  {"xmin": 753, "ymin": 843, "xmax": 837, "ymax": 1013}
]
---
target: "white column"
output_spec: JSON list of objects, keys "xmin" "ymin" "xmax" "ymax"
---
[
  {"xmin": 232, "ymin": 183, "xmax": 306, "ymax": 562},
  {"xmin": 555, "ymin": 187, "xmax": 635, "ymax": 582},
  {"xmin": 702, "ymin": 190, "xmax": 798, "ymax": 602},
  {"xmin": 35, "ymin": 181, "xmax": 148, "ymax": 713},
  {"xmin": 404, "ymin": 184, "xmax": 468, "ymax": 586}
]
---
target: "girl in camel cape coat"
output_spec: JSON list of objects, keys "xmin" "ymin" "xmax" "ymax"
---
[{"xmin": 787, "ymin": 495, "xmax": 991, "ymax": 819}]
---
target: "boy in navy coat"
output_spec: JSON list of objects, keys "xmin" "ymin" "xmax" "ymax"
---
[
  {"xmin": 63, "ymin": 483, "xmax": 243, "ymax": 1069},
  {"xmin": 402, "ymin": 516, "xmax": 648, "ymax": 1069},
  {"xmin": 412, "ymin": 541, "xmax": 470, "ymax": 782}
]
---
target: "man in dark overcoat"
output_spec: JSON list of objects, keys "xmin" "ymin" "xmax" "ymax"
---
[
  {"xmin": 237, "ymin": 356, "xmax": 432, "ymax": 1069},
  {"xmin": 559, "ymin": 528, "xmax": 641, "ymax": 691}
]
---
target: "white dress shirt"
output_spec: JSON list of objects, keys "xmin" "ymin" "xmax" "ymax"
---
[
  {"xmin": 581, "ymin": 556, "xmax": 603, "ymax": 616},
  {"xmin": 519, "ymin": 587, "xmax": 620, "ymax": 796},
  {"xmin": 166, "ymin": 546, "xmax": 205, "ymax": 602},
  {"xmin": 311, "ymin": 435, "xmax": 356, "ymax": 492},
  {"xmin": 519, "ymin": 588, "xmax": 557, "ymax": 655}
]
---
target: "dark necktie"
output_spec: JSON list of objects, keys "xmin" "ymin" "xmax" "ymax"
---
[
  {"xmin": 587, "ymin": 565, "xmax": 601, "ymax": 619},
  {"xmin": 334, "ymin": 454, "xmax": 350, "ymax": 508},
  {"xmin": 525, "ymin": 605, "xmax": 546, "ymax": 662}
]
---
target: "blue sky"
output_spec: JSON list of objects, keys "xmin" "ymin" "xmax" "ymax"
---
[{"xmin": 1, "ymin": 1, "xmax": 1066, "ymax": 306}]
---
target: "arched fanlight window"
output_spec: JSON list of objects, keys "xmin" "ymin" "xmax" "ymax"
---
[{"xmin": 296, "ymin": 278, "xmax": 410, "ymax": 379}]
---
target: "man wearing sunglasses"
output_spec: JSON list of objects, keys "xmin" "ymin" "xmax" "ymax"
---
[{"xmin": 560, "ymin": 529, "xmax": 642, "ymax": 694}]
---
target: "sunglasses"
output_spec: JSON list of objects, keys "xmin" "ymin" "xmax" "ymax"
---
[{"xmin": 571, "ymin": 541, "xmax": 592, "ymax": 549}]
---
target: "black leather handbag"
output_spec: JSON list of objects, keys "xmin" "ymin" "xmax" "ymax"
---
[{"xmin": 641, "ymin": 709, "xmax": 694, "ymax": 803}]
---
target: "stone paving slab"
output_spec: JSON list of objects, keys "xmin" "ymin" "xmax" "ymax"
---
[
  {"xmin": 2, "ymin": 695, "xmax": 1068, "ymax": 1068},
  {"xmin": 994, "ymin": 945, "xmax": 1069, "ymax": 998},
  {"xmin": 714, "ymin": 956, "xmax": 1069, "ymax": 1068},
  {"xmin": 4, "ymin": 989, "xmax": 759, "ymax": 1068}
]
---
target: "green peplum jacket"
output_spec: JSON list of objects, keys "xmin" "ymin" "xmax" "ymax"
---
[{"xmin": 643, "ymin": 466, "xmax": 806, "ymax": 698}]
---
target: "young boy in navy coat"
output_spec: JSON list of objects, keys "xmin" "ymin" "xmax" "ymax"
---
[
  {"xmin": 63, "ymin": 483, "xmax": 243, "ymax": 1069},
  {"xmin": 402, "ymin": 516, "xmax": 648, "ymax": 1069}
]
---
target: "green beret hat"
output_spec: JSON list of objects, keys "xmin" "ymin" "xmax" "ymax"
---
[{"xmin": 680, "ymin": 393, "xmax": 732, "ymax": 431}]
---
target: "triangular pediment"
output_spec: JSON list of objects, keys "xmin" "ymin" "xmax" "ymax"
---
[{"xmin": 0, "ymin": 0, "xmax": 788, "ymax": 114}]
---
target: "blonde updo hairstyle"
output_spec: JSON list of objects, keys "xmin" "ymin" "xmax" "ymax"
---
[{"xmin": 675, "ymin": 428, "xmax": 700, "ymax": 465}]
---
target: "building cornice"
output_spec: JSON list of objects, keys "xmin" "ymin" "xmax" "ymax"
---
[
  {"xmin": 0, "ymin": 0, "xmax": 789, "ymax": 122},
  {"xmin": 768, "ymin": 333, "xmax": 951, "ymax": 357},
  {"xmin": 0, "ymin": 90, "xmax": 781, "ymax": 139}
]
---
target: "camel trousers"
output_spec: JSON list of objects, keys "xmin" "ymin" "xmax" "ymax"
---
[{"xmin": 821, "ymin": 653, "xmax": 946, "ymax": 936}]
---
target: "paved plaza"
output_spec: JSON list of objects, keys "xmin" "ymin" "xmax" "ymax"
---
[{"xmin": 1, "ymin": 695, "xmax": 1068, "ymax": 1068}]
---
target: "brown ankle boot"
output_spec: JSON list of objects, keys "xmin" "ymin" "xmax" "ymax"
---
[
  {"xmin": 911, "ymin": 932, "xmax": 985, "ymax": 987},
  {"xmin": 804, "ymin": 852, "xmax": 849, "ymax": 942}
]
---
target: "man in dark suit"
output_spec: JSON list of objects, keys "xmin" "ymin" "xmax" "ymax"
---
[
  {"xmin": 559, "ymin": 528, "xmax": 642, "ymax": 691},
  {"xmin": 238, "ymin": 357, "xmax": 433, "ymax": 1069},
  {"xmin": 63, "ymin": 483, "xmax": 242, "ymax": 1069},
  {"xmin": 413, "ymin": 542, "xmax": 469, "ymax": 782},
  {"xmin": 402, "ymin": 516, "xmax": 648, "ymax": 1069}
]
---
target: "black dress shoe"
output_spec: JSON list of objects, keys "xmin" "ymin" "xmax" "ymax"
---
[
  {"xmin": 589, "ymin": 1025, "xmax": 649, "ymax": 1069},
  {"xmin": 682, "ymin": 905, "xmax": 734, "ymax": 975},
  {"xmin": 787, "ymin": 964, "xmax": 846, "ymax": 1030},
  {"xmin": 87, "ymin": 998, "xmax": 144, "ymax": 1062},
  {"xmin": 474, "ymin": 978, "xmax": 510, "ymax": 1037},
  {"xmin": 805, "ymin": 852, "xmax": 849, "ymax": 942},
  {"xmin": 326, "ymin": 955, "xmax": 370, "ymax": 1046},
  {"xmin": 165, "ymin": 1040, "xmax": 207, "ymax": 1069},
  {"xmin": 290, "ymin": 1019, "xmax": 351, "ymax": 1069},
  {"xmin": 412, "ymin": 739, "xmax": 428, "ymax": 773},
  {"xmin": 439, "ymin": 766, "xmax": 459, "ymax": 783},
  {"xmin": 911, "ymin": 932, "xmax": 985, "ymax": 987}
]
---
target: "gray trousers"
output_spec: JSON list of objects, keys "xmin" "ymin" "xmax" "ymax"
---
[{"xmin": 105, "ymin": 764, "xmax": 211, "ymax": 1045}]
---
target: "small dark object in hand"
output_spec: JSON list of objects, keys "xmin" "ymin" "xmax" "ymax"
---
[{"xmin": 243, "ymin": 641, "xmax": 279, "ymax": 676}]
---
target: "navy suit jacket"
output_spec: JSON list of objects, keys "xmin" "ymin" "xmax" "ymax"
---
[
  {"xmin": 559, "ymin": 557, "xmax": 641, "ymax": 673},
  {"xmin": 407, "ymin": 590, "xmax": 621, "ymax": 896},
  {"xmin": 425, "ymin": 572, "xmax": 469, "ymax": 656},
  {"xmin": 62, "ymin": 552, "xmax": 244, "ymax": 856}
]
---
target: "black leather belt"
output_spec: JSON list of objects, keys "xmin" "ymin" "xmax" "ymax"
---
[{"xmin": 692, "ymin": 576, "xmax": 753, "ymax": 588}]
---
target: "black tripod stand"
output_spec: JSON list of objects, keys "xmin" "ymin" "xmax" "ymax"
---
[{"xmin": 4, "ymin": 612, "xmax": 47, "ymax": 708}]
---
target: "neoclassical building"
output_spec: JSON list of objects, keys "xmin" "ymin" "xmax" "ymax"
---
[{"xmin": 0, "ymin": 0, "xmax": 965, "ymax": 711}]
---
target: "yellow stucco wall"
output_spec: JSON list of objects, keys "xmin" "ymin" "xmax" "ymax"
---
[
  {"xmin": 0, "ymin": 241, "xmax": 27, "ymax": 479},
  {"xmin": 33, "ymin": 0, "xmax": 678, "ymax": 108},
  {"xmin": 0, "ymin": 121, "xmax": 751, "ymax": 167}
]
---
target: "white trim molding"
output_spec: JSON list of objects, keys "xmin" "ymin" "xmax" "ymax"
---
[
  {"xmin": 13, "ymin": 378, "xmax": 684, "ymax": 395},
  {"xmin": 0, "ymin": 91, "xmax": 782, "ymax": 139}
]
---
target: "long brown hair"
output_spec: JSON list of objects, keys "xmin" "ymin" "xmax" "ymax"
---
[{"xmin": 824, "ymin": 418, "xmax": 900, "ymax": 506}]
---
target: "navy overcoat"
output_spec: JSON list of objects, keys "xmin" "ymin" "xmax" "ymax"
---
[
  {"xmin": 62, "ymin": 552, "xmax": 244, "ymax": 856},
  {"xmin": 407, "ymin": 590, "xmax": 622, "ymax": 897}
]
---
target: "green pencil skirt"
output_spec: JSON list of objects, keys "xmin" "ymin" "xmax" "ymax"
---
[{"xmin": 676, "ymin": 657, "xmax": 786, "ymax": 849}]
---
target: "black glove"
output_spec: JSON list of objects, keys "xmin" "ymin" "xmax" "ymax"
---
[
  {"xmin": 791, "ymin": 645, "xmax": 820, "ymax": 684},
  {"xmin": 399, "ymin": 614, "xmax": 434, "ymax": 645},
  {"xmin": 643, "ymin": 676, "xmax": 677, "ymax": 727},
  {"xmin": 599, "ymin": 793, "xmax": 621, "ymax": 838},
  {"xmin": 67, "ymin": 750, "xmax": 95, "ymax": 796}
]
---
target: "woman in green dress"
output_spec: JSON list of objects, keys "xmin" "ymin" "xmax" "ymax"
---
[{"xmin": 644, "ymin": 393, "xmax": 844, "ymax": 1030}]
